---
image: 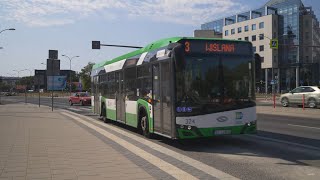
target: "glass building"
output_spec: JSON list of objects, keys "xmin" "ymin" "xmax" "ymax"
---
[{"xmin": 201, "ymin": 0, "xmax": 320, "ymax": 93}]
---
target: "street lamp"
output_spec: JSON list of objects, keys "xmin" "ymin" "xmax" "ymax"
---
[
  {"xmin": 62, "ymin": 54, "xmax": 80, "ymax": 95},
  {"xmin": 13, "ymin": 69, "xmax": 24, "ymax": 78},
  {"xmin": 0, "ymin": 28, "xmax": 15, "ymax": 34},
  {"xmin": 23, "ymin": 69, "xmax": 32, "ymax": 77}
]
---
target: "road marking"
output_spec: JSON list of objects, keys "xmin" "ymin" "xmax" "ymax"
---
[
  {"xmin": 247, "ymin": 135, "xmax": 320, "ymax": 152},
  {"xmin": 288, "ymin": 124, "xmax": 320, "ymax": 130},
  {"xmin": 62, "ymin": 110, "xmax": 239, "ymax": 180},
  {"xmin": 67, "ymin": 107, "xmax": 82, "ymax": 112},
  {"xmin": 79, "ymin": 107, "xmax": 91, "ymax": 111},
  {"xmin": 61, "ymin": 112, "xmax": 198, "ymax": 180}
]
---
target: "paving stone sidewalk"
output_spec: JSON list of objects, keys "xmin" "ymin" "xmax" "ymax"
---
[{"xmin": 0, "ymin": 103, "xmax": 154, "ymax": 180}]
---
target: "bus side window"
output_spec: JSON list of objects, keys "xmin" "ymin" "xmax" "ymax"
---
[
  {"xmin": 124, "ymin": 67, "xmax": 137, "ymax": 100},
  {"xmin": 137, "ymin": 65, "xmax": 152, "ymax": 100}
]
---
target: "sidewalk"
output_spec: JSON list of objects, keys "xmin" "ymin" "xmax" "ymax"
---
[{"xmin": 0, "ymin": 103, "xmax": 153, "ymax": 180}]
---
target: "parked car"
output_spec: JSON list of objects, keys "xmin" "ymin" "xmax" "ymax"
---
[
  {"xmin": 68, "ymin": 92, "xmax": 91, "ymax": 106},
  {"xmin": 280, "ymin": 86, "xmax": 320, "ymax": 108}
]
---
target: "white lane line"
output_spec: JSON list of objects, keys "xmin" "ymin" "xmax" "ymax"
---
[
  {"xmin": 288, "ymin": 124, "xmax": 320, "ymax": 130},
  {"xmin": 67, "ymin": 107, "xmax": 82, "ymax": 112},
  {"xmin": 62, "ymin": 110, "xmax": 238, "ymax": 180},
  {"xmin": 247, "ymin": 135, "xmax": 320, "ymax": 152},
  {"xmin": 61, "ymin": 112, "xmax": 197, "ymax": 180},
  {"xmin": 79, "ymin": 107, "xmax": 91, "ymax": 111}
]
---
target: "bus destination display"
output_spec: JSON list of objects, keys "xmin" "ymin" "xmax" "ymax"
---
[{"xmin": 183, "ymin": 40, "xmax": 252, "ymax": 55}]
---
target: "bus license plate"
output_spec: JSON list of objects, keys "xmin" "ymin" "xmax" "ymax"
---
[{"xmin": 214, "ymin": 130, "xmax": 231, "ymax": 135}]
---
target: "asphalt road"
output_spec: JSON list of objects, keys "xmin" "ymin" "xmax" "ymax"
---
[{"xmin": 1, "ymin": 95, "xmax": 320, "ymax": 180}]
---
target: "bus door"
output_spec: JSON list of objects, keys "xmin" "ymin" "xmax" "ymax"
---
[
  {"xmin": 152, "ymin": 61, "xmax": 172, "ymax": 136},
  {"xmin": 94, "ymin": 76, "xmax": 100, "ymax": 114},
  {"xmin": 116, "ymin": 71, "xmax": 125, "ymax": 122}
]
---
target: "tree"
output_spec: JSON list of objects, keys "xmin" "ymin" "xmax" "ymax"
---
[
  {"xmin": 16, "ymin": 76, "xmax": 34, "ymax": 90},
  {"xmin": 79, "ymin": 62, "xmax": 95, "ymax": 92}
]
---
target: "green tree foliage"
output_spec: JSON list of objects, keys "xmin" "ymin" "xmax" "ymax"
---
[
  {"xmin": 16, "ymin": 76, "xmax": 34, "ymax": 89},
  {"xmin": 79, "ymin": 62, "xmax": 95, "ymax": 92}
]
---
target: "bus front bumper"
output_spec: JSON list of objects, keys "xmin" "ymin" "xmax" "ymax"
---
[{"xmin": 176, "ymin": 121, "xmax": 257, "ymax": 139}]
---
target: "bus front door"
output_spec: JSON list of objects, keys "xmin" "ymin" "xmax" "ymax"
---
[
  {"xmin": 116, "ymin": 72, "xmax": 125, "ymax": 123},
  {"xmin": 152, "ymin": 61, "xmax": 172, "ymax": 136}
]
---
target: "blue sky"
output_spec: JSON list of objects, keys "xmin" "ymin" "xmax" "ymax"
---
[{"xmin": 0, "ymin": 0, "xmax": 319, "ymax": 77}]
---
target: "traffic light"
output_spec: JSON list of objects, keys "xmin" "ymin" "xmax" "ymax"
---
[
  {"xmin": 92, "ymin": 41, "xmax": 101, "ymax": 49},
  {"xmin": 270, "ymin": 39, "xmax": 278, "ymax": 49}
]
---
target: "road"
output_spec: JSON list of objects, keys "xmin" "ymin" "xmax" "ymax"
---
[{"xmin": 1, "ymin": 95, "xmax": 320, "ymax": 179}]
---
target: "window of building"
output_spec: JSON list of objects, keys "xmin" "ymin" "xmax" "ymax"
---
[
  {"xmin": 238, "ymin": 38, "xmax": 242, "ymax": 40},
  {"xmin": 259, "ymin": 34, "xmax": 264, "ymax": 40},
  {"xmin": 245, "ymin": 25, "xmax": 249, "ymax": 32},
  {"xmin": 259, "ymin": 22, "xmax": 264, "ymax": 29},
  {"xmin": 306, "ymin": 56, "xmax": 309, "ymax": 62},
  {"xmin": 273, "ymin": 32, "xmax": 277, "ymax": 38},
  {"xmin": 305, "ymin": 20, "xmax": 309, "ymax": 27},
  {"xmin": 238, "ymin": 27, "xmax": 242, "ymax": 33},
  {"xmin": 252, "ymin": 24, "xmax": 256, "ymax": 31},
  {"xmin": 261, "ymin": 57, "xmax": 264, "ymax": 63},
  {"xmin": 225, "ymin": 30, "xmax": 229, "ymax": 36},
  {"xmin": 259, "ymin": 45, "xmax": 264, "ymax": 52},
  {"xmin": 253, "ymin": 46, "xmax": 256, "ymax": 52},
  {"xmin": 245, "ymin": 36, "xmax": 249, "ymax": 41},
  {"xmin": 305, "ymin": 32, "xmax": 309, "ymax": 40},
  {"xmin": 274, "ymin": 56, "xmax": 277, "ymax": 63},
  {"xmin": 252, "ymin": 35, "xmax": 256, "ymax": 41},
  {"xmin": 231, "ymin": 28, "xmax": 235, "ymax": 34}
]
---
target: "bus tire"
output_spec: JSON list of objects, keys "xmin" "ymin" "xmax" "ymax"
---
[
  {"xmin": 101, "ymin": 103, "xmax": 108, "ymax": 123},
  {"xmin": 139, "ymin": 108, "xmax": 151, "ymax": 138}
]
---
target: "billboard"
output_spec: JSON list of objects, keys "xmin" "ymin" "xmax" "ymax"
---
[{"xmin": 47, "ymin": 76, "xmax": 67, "ymax": 90}]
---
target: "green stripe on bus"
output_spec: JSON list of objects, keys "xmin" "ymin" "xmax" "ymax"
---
[
  {"xmin": 126, "ymin": 113, "xmax": 138, "ymax": 128},
  {"xmin": 177, "ymin": 125, "xmax": 257, "ymax": 139},
  {"xmin": 107, "ymin": 109, "xmax": 116, "ymax": 120}
]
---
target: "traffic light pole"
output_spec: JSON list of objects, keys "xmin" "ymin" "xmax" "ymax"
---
[{"xmin": 92, "ymin": 41, "xmax": 142, "ymax": 49}]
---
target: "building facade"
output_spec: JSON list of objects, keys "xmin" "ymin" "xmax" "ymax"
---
[{"xmin": 201, "ymin": 0, "xmax": 320, "ymax": 93}]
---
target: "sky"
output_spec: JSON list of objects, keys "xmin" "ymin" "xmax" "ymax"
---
[{"xmin": 0, "ymin": 0, "xmax": 319, "ymax": 77}]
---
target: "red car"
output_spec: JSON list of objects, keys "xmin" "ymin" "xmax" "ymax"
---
[{"xmin": 69, "ymin": 92, "xmax": 91, "ymax": 106}]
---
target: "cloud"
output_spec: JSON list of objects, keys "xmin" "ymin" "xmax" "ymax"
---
[{"xmin": 0, "ymin": 0, "xmax": 247, "ymax": 27}]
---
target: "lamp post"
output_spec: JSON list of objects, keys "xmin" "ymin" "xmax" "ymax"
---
[
  {"xmin": 0, "ymin": 28, "xmax": 15, "ymax": 104},
  {"xmin": 62, "ymin": 55, "xmax": 79, "ymax": 95},
  {"xmin": 13, "ymin": 69, "xmax": 24, "ymax": 78}
]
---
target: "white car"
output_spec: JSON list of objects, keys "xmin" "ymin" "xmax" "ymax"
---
[{"xmin": 280, "ymin": 86, "xmax": 320, "ymax": 108}]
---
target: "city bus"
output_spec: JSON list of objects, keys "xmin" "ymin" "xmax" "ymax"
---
[{"xmin": 91, "ymin": 37, "xmax": 257, "ymax": 139}]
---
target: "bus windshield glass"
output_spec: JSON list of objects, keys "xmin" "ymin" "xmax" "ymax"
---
[{"xmin": 175, "ymin": 54, "xmax": 255, "ymax": 116}]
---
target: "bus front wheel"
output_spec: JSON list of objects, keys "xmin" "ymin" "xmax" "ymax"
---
[{"xmin": 139, "ymin": 110, "xmax": 150, "ymax": 138}]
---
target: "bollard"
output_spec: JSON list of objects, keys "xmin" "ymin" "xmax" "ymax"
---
[
  {"xmin": 302, "ymin": 94, "xmax": 305, "ymax": 110},
  {"xmin": 273, "ymin": 94, "xmax": 276, "ymax": 108}
]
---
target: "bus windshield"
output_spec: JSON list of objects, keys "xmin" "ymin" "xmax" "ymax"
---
[{"xmin": 175, "ymin": 54, "xmax": 255, "ymax": 116}]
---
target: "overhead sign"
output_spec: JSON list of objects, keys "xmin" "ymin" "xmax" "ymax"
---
[
  {"xmin": 92, "ymin": 41, "xmax": 101, "ymax": 49},
  {"xmin": 270, "ymin": 39, "xmax": 278, "ymax": 49}
]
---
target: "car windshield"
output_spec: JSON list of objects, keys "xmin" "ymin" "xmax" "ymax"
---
[{"xmin": 79, "ymin": 93, "xmax": 88, "ymax": 97}]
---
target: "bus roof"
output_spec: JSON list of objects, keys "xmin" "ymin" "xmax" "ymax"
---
[{"xmin": 92, "ymin": 37, "xmax": 246, "ymax": 70}]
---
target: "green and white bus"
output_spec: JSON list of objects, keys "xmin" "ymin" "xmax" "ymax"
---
[{"xmin": 91, "ymin": 37, "xmax": 257, "ymax": 139}]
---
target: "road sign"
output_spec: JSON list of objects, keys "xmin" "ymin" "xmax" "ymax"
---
[{"xmin": 270, "ymin": 39, "xmax": 278, "ymax": 49}]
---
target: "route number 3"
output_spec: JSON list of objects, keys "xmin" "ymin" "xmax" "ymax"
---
[{"xmin": 185, "ymin": 41, "xmax": 190, "ymax": 52}]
